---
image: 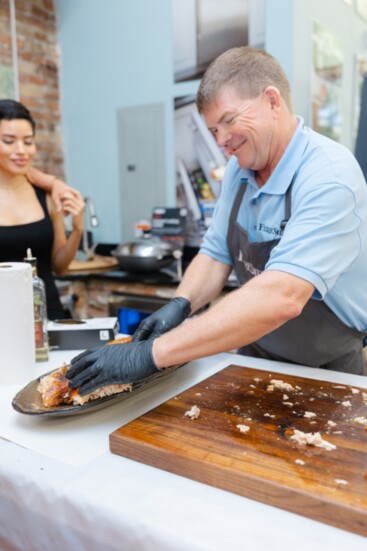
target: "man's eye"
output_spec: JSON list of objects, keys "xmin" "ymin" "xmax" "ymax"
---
[
  {"xmin": 225, "ymin": 116, "xmax": 235, "ymax": 125},
  {"xmin": 2, "ymin": 139, "xmax": 13, "ymax": 145}
]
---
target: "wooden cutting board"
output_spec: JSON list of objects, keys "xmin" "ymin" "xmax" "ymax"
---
[
  {"xmin": 110, "ymin": 365, "xmax": 367, "ymax": 536},
  {"xmin": 67, "ymin": 255, "xmax": 118, "ymax": 272}
]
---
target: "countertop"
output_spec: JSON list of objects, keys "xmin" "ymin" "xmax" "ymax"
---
[
  {"xmin": 57, "ymin": 255, "xmax": 239, "ymax": 290},
  {"xmin": 1, "ymin": 351, "xmax": 366, "ymax": 551}
]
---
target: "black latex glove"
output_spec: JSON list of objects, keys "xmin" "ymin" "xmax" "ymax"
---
[
  {"xmin": 66, "ymin": 340, "xmax": 159, "ymax": 395},
  {"xmin": 132, "ymin": 297, "xmax": 191, "ymax": 342}
]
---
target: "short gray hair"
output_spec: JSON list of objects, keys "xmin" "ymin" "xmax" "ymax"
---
[{"xmin": 196, "ymin": 47, "xmax": 292, "ymax": 113}]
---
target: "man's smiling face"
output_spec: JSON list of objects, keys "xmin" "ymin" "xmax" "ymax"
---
[{"xmin": 203, "ymin": 86, "xmax": 278, "ymax": 173}]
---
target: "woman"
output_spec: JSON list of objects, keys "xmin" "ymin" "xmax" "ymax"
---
[{"xmin": 0, "ymin": 99, "xmax": 85, "ymax": 319}]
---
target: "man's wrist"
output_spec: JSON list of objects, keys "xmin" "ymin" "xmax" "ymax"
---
[{"xmin": 151, "ymin": 338, "xmax": 167, "ymax": 369}]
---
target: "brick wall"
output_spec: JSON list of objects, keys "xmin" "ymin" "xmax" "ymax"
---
[{"xmin": 0, "ymin": 0, "xmax": 64, "ymax": 178}]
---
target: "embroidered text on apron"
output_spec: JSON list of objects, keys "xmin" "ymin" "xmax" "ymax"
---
[{"xmin": 227, "ymin": 178, "xmax": 366, "ymax": 375}]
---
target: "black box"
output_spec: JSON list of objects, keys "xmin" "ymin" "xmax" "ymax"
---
[{"xmin": 47, "ymin": 317, "xmax": 118, "ymax": 351}]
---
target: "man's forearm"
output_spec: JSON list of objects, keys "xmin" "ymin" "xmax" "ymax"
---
[
  {"xmin": 153, "ymin": 269, "xmax": 314, "ymax": 368},
  {"xmin": 26, "ymin": 166, "xmax": 58, "ymax": 190},
  {"xmin": 175, "ymin": 253, "xmax": 232, "ymax": 313}
]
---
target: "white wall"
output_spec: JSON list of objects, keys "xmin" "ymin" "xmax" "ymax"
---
[{"xmin": 55, "ymin": 0, "xmax": 175, "ymax": 243}]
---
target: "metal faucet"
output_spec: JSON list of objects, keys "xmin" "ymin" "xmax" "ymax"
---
[{"xmin": 81, "ymin": 196, "xmax": 99, "ymax": 260}]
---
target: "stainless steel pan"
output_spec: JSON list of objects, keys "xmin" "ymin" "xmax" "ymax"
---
[{"xmin": 111, "ymin": 233, "xmax": 180, "ymax": 272}]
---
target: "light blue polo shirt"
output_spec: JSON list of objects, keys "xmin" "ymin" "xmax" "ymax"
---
[{"xmin": 200, "ymin": 117, "xmax": 367, "ymax": 332}]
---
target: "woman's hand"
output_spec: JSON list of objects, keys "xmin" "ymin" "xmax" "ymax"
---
[
  {"xmin": 50, "ymin": 187, "xmax": 86, "ymax": 274},
  {"xmin": 61, "ymin": 189, "xmax": 85, "ymax": 232}
]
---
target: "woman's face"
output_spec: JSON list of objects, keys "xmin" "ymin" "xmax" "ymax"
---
[{"xmin": 0, "ymin": 118, "xmax": 36, "ymax": 176}]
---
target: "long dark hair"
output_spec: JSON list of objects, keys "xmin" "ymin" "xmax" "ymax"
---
[{"xmin": 0, "ymin": 99, "xmax": 36, "ymax": 133}]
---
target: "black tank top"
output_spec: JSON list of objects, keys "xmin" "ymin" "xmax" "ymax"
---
[{"xmin": 0, "ymin": 186, "xmax": 65, "ymax": 320}]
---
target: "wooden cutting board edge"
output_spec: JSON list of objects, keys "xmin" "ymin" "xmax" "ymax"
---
[{"xmin": 109, "ymin": 431, "xmax": 367, "ymax": 537}]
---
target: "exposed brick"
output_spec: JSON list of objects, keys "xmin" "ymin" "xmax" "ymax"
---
[{"xmin": 0, "ymin": 0, "xmax": 64, "ymax": 178}]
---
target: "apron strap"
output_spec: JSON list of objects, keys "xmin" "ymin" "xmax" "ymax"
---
[
  {"xmin": 227, "ymin": 179, "xmax": 248, "ymax": 250},
  {"xmin": 227, "ymin": 172, "xmax": 298, "ymax": 244},
  {"xmin": 229, "ymin": 178, "xmax": 247, "ymax": 227},
  {"xmin": 280, "ymin": 173, "xmax": 297, "ymax": 229}
]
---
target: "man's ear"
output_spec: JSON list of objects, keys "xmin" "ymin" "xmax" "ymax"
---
[{"xmin": 264, "ymin": 86, "xmax": 282, "ymax": 114}]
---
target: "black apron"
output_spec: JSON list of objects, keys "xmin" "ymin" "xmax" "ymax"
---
[{"xmin": 227, "ymin": 178, "xmax": 367, "ymax": 375}]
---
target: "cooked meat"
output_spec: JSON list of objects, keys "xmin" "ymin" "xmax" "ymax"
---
[
  {"xmin": 290, "ymin": 429, "xmax": 336, "ymax": 450},
  {"xmin": 237, "ymin": 424, "xmax": 250, "ymax": 434},
  {"xmin": 267, "ymin": 379, "xmax": 296, "ymax": 393},
  {"xmin": 304, "ymin": 411, "xmax": 316, "ymax": 419},
  {"xmin": 184, "ymin": 405, "xmax": 201, "ymax": 419},
  {"xmin": 37, "ymin": 336, "xmax": 133, "ymax": 407},
  {"xmin": 37, "ymin": 365, "xmax": 132, "ymax": 407},
  {"xmin": 354, "ymin": 416, "xmax": 367, "ymax": 426}
]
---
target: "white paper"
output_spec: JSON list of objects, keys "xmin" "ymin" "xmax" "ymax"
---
[{"xmin": 0, "ymin": 262, "xmax": 35, "ymax": 385}]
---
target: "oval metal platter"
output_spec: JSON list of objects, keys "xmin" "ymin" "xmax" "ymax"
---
[{"xmin": 12, "ymin": 364, "xmax": 183, "ymax": 417}]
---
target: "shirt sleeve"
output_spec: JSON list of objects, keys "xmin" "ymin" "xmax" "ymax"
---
[{"xmin": 266, "ymin": 181, "xmax": 362, "ymax": 298}]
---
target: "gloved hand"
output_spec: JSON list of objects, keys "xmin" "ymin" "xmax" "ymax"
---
[
  {"xmin": 132, "ymin": 297, "xmax": 191, "ymax": 342},
  {"xmin": 66, "ymin": 340, "xmax": 159, "ymax": 395}
]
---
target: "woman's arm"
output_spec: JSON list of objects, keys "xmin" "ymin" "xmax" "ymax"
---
[{"xmin": 47, "ymin": 189, "xmax": 85, "ymax": 274}]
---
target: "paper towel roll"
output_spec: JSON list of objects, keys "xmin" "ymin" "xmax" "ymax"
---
[{"xmin": 0, "ymin": 262, "xmax": 36, "ymax": 385}]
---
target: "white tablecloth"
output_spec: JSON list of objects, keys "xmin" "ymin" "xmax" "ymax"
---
[
  {"xmin": 0, "ymin": 351, "xmax": 366, "ymax": 551},
  {"xmin": 0, "ymin": 350, "xmax": 233, "ymax": 466}
]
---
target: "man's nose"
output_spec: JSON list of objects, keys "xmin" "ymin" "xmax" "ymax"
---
[{"xmin": 215, "ymin": 129, "xmax": 231, "ymax": 148}]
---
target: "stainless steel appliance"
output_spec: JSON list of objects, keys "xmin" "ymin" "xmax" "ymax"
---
[{"xmin": 173, "ymin": 0, "xmax": 249, "ymax": 82}]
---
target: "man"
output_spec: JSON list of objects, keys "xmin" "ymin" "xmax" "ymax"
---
[{"xmin": 67, "ymin": 47, "xmax": 367, "ymax": 395}]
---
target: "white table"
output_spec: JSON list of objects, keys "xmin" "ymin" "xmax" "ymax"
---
[{"xmin": 0, "ymin": 350, "xmax": 366, "ymax": 551}]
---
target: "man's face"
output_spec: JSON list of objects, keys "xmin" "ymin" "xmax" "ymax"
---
[{"xmin": 203, "ymin": 86, "xmax": 278, "ymax": 172}]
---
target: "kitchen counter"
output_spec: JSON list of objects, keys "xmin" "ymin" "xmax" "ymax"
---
[
  {"xmin": 55, "ymin": 249, "xmax": 238, "ymax": 318},
  {"xmin": 56, "ymin": 265, "xmax": 179, "ymax": 318},
  {"xmin": 0, "ymin": 350, "xmax": 366, "ymax": 550}
]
